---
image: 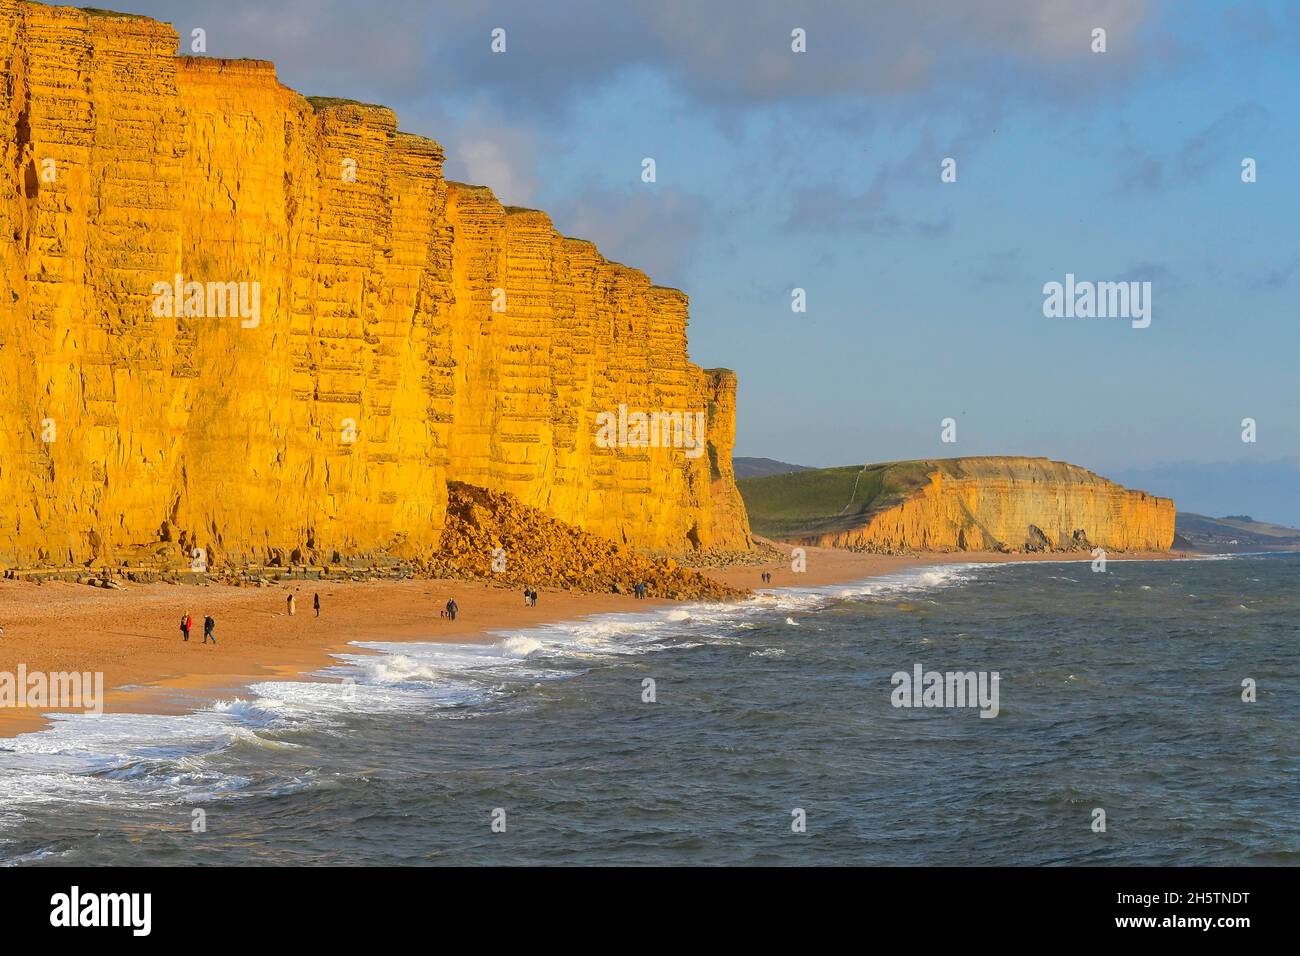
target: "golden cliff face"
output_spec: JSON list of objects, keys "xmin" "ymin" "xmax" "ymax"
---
[
  {"xmin": 439, "ymin": 186, "xmax": 734, "ymax": 552},
  {"xmin": 0, "ymin": 1, "xmax": 751, "ymax": 569},
  {"xmin": 798, "ymin": 458, "xmax": 1175, "ymax": 553},
  {"xmin": 702, "ymin": 369, "xmax": 753, "ymax": 552}
]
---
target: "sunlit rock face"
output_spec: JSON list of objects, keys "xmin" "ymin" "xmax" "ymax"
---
[
  {"xmin": 0, "ymin": 1, "xmax": 752, "ymax": 569},
  {"xmin": 796, "ymin": 458, "xmax": 1176, "ymax": 554}
]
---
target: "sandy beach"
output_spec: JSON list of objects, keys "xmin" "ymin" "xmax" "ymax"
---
[{"xmin": 0, "ymin": 546, "xmax": 1192, "ymax": 737}]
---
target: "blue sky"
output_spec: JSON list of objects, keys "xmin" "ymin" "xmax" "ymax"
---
[{"xmin": 128, "ymin": 0, "xmax": 1300, "ymax": 522}]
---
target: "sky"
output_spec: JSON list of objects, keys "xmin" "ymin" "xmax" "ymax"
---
[{"xmin": 124, "ymin": 0, "xmax": 1300, "ymax": 523}]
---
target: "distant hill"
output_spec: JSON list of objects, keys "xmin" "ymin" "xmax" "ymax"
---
[
  {"xmin": 733, "ymin": 457, "xmax": 814, "ymax": 480},
  {"xmin": 1175, "ymin": 513, "xmax": 1300, "ymax": 553},
  {"xmin": 737, "ymin": 456, "xmax": 1175, "ymax": 552}
]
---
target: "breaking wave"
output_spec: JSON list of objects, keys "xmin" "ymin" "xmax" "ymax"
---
[{"xmin": 0, "ymin": 560, "xmax": 986, "ymax": 860}]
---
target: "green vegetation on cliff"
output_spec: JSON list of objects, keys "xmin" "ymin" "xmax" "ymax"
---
[
  {"xmin": 739, "ymin": 457, "xmax": 1176, "ymax": 553},
  {"xmin": 738, "ymin": 460, "xmax": 935, "ymax": 539}
]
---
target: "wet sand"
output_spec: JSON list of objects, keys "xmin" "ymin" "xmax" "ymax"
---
[{"xmin": 0, "ymin": 546, "xmax": 1193, "ymax": 737}]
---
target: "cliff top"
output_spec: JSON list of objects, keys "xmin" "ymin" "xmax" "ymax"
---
[
  {"xmin": 306, "ymin": 95, "xmax": 393, "ymax": 113},
  {"xmin": 76, "ymin": 6, "xmax": 148, "ymax": 18},
  {"xmin": 737, "ymin": 456, "xmax": 1173, "ymax": 542}
]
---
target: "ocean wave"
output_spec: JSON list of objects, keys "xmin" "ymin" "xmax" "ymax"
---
[
  {"xmin": 498, "ymin": 635, "xmax": 543, "ymax": 657},
  {"xmin": 0, "ymin": 846, "xmax": 70, "ymax": 867},
  {"xmin": 757, "ymin": 562, "xmax": 989, "ymax": 611},
  {"xmin": 0, "ymin": 560, "xmax": 988, "ymax": 843},
  {"xmin": 0, "ymin": 706, "xmax": 286, "ymax": 845}
]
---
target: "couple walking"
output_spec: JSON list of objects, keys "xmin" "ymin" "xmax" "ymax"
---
[
  {"xmin": 180, "ymin": 612, "xmax": 216, "ymax": 644},
  {"xmin": 286, "ymin": 591, "xmax": 322, "ymax": 617}
]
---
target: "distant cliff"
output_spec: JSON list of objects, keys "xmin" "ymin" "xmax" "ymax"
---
[
  {"xmin": 739, "ymin": 457, "xmax": 1176, "ymax": 553},
  {"xmin": 0, "ymin": 1, "xmax": 751, "ymax": 569}
]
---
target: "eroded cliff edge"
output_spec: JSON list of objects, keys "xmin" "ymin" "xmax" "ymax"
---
[
  {"xmin": 0, "ymin": 1, "xmax": 753, "ymax": 570},
  {"xmin": 739, "ymin": 457, "xmax": 1175, "ymax": 553}
]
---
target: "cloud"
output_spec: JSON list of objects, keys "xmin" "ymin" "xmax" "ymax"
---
[
  {"xmin": 970, "ymin": 247, "xmax": 1023, "ymax": 287},
  {"xmin": 1242, "ymin": 256, "xmax": 1300, "ymax": 292},
  {"xmin": 778, "ymin": 116, "xmax": 979, "ymax": 238},
  {"xmin": 1113, "ymin": 104, "xmax": 1270, "ymax": 193},
  {"xmin": 438, "ymin": 106, "xmax": 545, "ymax": 206},
  {"xmin": 550, "ymin": 186, "xmax": 710, "ymax": 288},
  {"xmin": 783, "ymin": 184, "xmax": 951, "ymax": 237},
  {"xmin": 130, "ymin": 0, "xmax": 1163, "ymax": 119},
  {"xmin": 1179, "ymin": 103, "xmax": 1268, "ymax": 178},
  {"xmin": 633, "ymin": 0, "xmax": 1159, "ymax": 106},
  {"xmin": 1116, "ymin": 262, "xmax": 1179, "ymax": 291},
  {"xmin": 452, "ymin": 138, "xmax": 536, "ymax": 205}
]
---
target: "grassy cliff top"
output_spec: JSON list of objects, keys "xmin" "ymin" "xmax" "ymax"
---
[
  {"xmin": 737, "ymin": 456, "xmax": 1126, "ymax": 541},
  {"xmin": 77, "ymin": 7, "xmax": 150, "ymax": 18},
  {"xmin": 306, "ymin": 95, "xmax": 391, "ymax": 112},
  {"xmin": 738, "ymin": 461, "xmax": 932, "ymax": 540}
]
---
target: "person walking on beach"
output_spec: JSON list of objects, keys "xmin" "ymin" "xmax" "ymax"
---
[
  {"xmin": 523, "ymin": 587, "xmax": 531, "ymax": 607},
  {"xmin": 313, "ymin": 593, "xmax": 320, "ymax": 617},
  {"xmin": 287, "ymin": 592, "xmax": 296, "ymax": 617},
  {"xmin": 180, "ymin": 612, "xmax": 192, "ymax": 642},
  {"xmin": 203, "ymin": 614, "xmax": 216, "ymax": 645},
  {"xmin": 445, "ymin": 598, "xmax": 458, "ymax": 622}
]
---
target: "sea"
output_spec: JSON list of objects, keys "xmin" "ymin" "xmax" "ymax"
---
[{"xmin": 1, "ymin": 553, "xmax": 1296, "ymax": 866}]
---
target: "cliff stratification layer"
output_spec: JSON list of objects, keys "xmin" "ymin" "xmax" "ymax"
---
[
  {"xmin": 0, "ymin": 1, "xmax": 751, "ymax": 569},
  {"xmin": 739, "ymin": 457, "xmax": 1175, "ymax": 553}
]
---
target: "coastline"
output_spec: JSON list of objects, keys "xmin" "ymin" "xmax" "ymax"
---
[{"xmin": 0, "ymin": 546, "xmax": 1195, "ymax": 738}]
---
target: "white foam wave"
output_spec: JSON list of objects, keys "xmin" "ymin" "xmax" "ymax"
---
[
  {"xmin": 755, "ymin": 562, "xmax": 988, "ymax": 611},
  {"xmin": 0, "ymin": 703, "xmax": 297, "ymax": 851},
  {"xmin": 498, "ymin": 636, "xmax": 543, "ymax": 657},
  {"xmin": 0, "ymin": 559, "xmax": 990, "ymax": 846}
]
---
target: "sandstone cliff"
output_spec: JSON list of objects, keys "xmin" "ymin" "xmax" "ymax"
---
[
  {"xmin": 739, "ymin": 457, "xmax": 1176, "ymax": 553},
  {"xmin": 0, "ymin": 1, "xmax": 751, "ymax": 570}
]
